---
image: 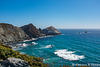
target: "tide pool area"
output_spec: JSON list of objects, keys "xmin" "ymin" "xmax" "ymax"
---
[{"xmin": 12, "ymin": 29, "xmax": 100, "ymax": 67}]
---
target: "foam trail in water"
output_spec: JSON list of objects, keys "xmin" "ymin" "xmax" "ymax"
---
[
  {"xmin": 54, "ymin": 49, "xmax": 84, "ymax": 61},
  {"xmin": 35, "ymin": 45, "xmax": 54, "ymax": 49},
  {"xmin": 32, "ymin": 42, "xmax": 37, "ymax": 45},
  {"xmin": 23, "ymin": 38, "xmax": 37, "ymax": 42},
  {"xmin": 39, "ymin": 35, "xmax": 53, "ymax": 38},
  {"xmin": 23, "ymin": 40, "xmax": 32, "ymax": 42},
  {"xmin": 44, "ymin": 45, "xmax": 54, "ymax": 48},
  {"xmin": 22, "ymin": 43, "xmax": 28, "ymax": 47},
  {"xmin": 32, "ymin": 38, "xmax": 37, "ymax": 40},
  {"xmin": 20, "ymin": 52, "xmax": 25, "ymax": 54}
]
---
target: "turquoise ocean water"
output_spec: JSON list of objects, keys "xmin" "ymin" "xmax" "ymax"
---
[{"xmin": 12, "ymin": 29, "xmax": 100, "ymax": 67}]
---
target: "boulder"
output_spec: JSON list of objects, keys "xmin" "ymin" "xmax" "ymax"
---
[
  {"xmin": 43, "ymin": 26, "xmax": 61, "ymax": 35},
  {"xmin": 0, "ymin": 57, "xmax": 30, "ymax": 67}
]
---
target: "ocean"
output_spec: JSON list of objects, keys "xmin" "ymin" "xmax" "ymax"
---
[{"xmin": 12, "ymin": 29, "xmax": 100, "ymax": 67}]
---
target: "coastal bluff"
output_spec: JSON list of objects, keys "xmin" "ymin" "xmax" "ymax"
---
[
  {"xmin": 0, "ymin": 23, "xmax": 29, "ymax": 44},
  {"xmin": 0, "ymin": 23, "xmax": 61, "ymax": 43}
]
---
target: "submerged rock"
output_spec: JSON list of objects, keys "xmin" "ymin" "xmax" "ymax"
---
[
  {"xmin": 0, "ymin": 57, "xmax": 30, "ymax": 67},
  {"xmin": 21, "ymin": 23, "xmax": 41, "ymax": 38},
  {"xmin": 0, "ymin": 23, "xmax": 30, "ymax": 44},
  {"xmin": 43, "ymin": 26, "xmax": 61, "ymax": 35}
]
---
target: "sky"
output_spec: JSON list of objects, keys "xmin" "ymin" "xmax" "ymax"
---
[{"xmin": 0, "ymin": 0, "xmax": 100, "ymax": 29}]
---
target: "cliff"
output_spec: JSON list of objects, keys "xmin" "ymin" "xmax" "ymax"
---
[
  {"xmin": 21, "ymin": 23, "xmax": 41, "ymax": 38},
  {"xmin": 43, "ymin": 26, "xmax": 61, "ymax": 35},
  {"xmin": 0, "ymin": 23, "xmax": 29, "ymax": 44}
]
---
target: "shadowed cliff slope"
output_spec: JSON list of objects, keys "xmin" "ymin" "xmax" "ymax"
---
[{"xmin": 21, "ymin": 23, "xmax": 41, "ymax": 38}]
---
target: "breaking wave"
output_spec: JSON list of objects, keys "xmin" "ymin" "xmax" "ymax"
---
[
  {"xmin": 44, "ymin": 45, "xmax": 54, "ymax": 48},
  {"xmin": 54, "ymin": 49, "xmax": 84, "ymax": 61},
  {"xmin": 32, "ymin": 42, "xmax": 38, "ymax": 45}
]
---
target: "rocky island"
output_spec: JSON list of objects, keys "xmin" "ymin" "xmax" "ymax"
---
[{"xmin": 0, "ymin": 23, "xmax": 61, "ymax": 67}]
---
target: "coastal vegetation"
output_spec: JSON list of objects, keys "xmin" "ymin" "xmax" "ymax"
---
[{"xmin": 0, "ymin": 43, "xmax": 47, "ymax": 67}]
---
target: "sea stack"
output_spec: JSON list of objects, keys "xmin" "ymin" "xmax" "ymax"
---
[
  {"xmin": 21, "ymin": 23, "xmax": 41, "ymax": 38},
  {"xmin": 43, "ymin": 26, "xmax": 61, "ymax": 35}
]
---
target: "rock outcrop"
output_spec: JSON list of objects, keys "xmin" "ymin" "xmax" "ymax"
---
[
  {"xmin": 38, "ymin": 28, "xmax": 46, "ymax": 36},
  {"xmin": 0, "ymin": 23, "xmax": 29, "ymax": 44},
  {"xmin": 43, "ymin": 26, "xmax": 61, "ymax": 35},
  {"xmin": 21, "ymin": 23, "xmax": 41, "ymax": 38},
  {"xmin": 0, "ymin": 57, "xmax": 30, "ymax": 67}
]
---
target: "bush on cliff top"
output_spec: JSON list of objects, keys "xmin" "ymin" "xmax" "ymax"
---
[{"xmin": 0, "ymin": 43, "xmax": 47, "ymax": 67}]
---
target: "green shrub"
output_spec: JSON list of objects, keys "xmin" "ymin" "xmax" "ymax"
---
[{"xmin": 0, "ymin": 43, "xmax": 47, "ymax": 67}]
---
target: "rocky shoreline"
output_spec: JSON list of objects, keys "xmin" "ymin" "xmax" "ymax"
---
[{"xmin": 0, "ymin": 23, "xmax": 61, "ymax": 45}]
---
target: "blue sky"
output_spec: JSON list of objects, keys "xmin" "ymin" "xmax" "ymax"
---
[{"xmin": 0, "ymin": 0, "xmax": 100, "ymax": 29}]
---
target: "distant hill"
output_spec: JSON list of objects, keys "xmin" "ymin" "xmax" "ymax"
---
[{"xmin": 43, "ymin": 26, "xmax": 61, "ymax": 35}]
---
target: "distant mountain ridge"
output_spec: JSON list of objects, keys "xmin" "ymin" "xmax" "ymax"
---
[{"xmin": 0, "ymin": 23, "xmax": 61, "ymax": 44}]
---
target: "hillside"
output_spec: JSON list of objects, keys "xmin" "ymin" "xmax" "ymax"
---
[{"xmin": 0, "ymin": 23, "xmax": 30, "ymax": 44}]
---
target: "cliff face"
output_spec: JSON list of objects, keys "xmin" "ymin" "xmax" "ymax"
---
[
  {"xmin": 43, "ymin": 26, "xmax": 61, "ymax": 35},
  {"xmin": 21, "ymin": 23, "xmax": 41, "ymax": 38},
  {"xmin": 0, "ymin": 23, "xmax": 29, "ymax": 43}
]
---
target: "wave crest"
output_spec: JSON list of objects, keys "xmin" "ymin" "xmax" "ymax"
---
[
  {"xmin": 54, "ymin": 49, "xmax": 84, "ymax": 61},
  {"xmin": 44, "ymin": 45, "xmax": 54, "ymax": 48}
]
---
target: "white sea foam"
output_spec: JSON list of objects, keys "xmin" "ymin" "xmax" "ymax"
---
[
  {"xmin": 22, "ymin": 43, "xmax": 28, "ymax": 47},
  {"xmin": 32, "ymin": 42, "xmax": 37, "ymax": 45},
  {"xmin": 44, "ymin": 45, "xmax": 54, "ymax": 48},
  {"xmin": 20, "ymin": 52, "xmax": 25, "ymax": 54},
  {"xmin": 54, "ymin": 49, "xmax": 84, "ymax": 61},
  {"xmin": 35, "ymin": 45, "xmax": 54, "ymax": 49},
  {"xmin": 23, "ymin": 38, "xmax": 37, "ymax": 42},
  {"xmin": 23, "ymin": 40, "xmax": 32, "ymax": 42},
  {"xmin": 32, "ymin": 38, "xmax": 37, "ymax": 40},
  {"xmin": 39, "ymin": 35, "xmax": 53, "ymax": 38}
]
